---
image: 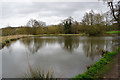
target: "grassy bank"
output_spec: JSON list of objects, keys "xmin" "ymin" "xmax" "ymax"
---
[
  {"xmin": 74, "ymin": 46, "xmax": 120, "ymax": 79},
  {"xmin": 94, "ymin": 54, "xmax": 117, "ymax": 78},
  {"xmin": 0, "ymin": 35, "xmax": 32, "ymax": 48},
  {"xmin": 106, "ymin": 31, "xmax": 120, "ymax": 34}
]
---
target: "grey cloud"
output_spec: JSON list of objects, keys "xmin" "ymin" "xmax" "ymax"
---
[
  {"xmin": 0, "ymin": 2, "xmax": 108, "ymax": 27},
  {"xmin": 2, "ymin": 2, "xmax": 108, "ymax": 18}
]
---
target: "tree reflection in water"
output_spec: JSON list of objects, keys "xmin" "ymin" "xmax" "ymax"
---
[
  {"xmin": 20, "ymin": 37, "xmax": 57, "ymax": 54},
  {"xmin": 81, "ymin": 37, "xmax": 117, "ymax": 60},
  {"xmin": 18, "ymin": 36, "xmax": 118, "ymax": 60},
  {"xmin": 58, "ymin": 36, "xmax": 80, "ymax": 52}
]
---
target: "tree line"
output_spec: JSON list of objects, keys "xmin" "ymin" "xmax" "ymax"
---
[{"xmin": 1, "ymin": 1, "xmax": 120, "ymax": 36}]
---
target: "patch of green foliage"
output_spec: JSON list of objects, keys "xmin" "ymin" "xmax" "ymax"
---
[
  {"xmin": 106, "ymin": 31, "xmax": 120, "ymax": 34},
  {"xmin": 73, "ymin": 46, "xmax": 120, "ymax": 79},
  {"xmin": 85, "ymin": 25, "xmax": 105, "ymax": 36},
  {"xmin": 94, "ymin": 55, "xmax": 116, "ymax": 78}
]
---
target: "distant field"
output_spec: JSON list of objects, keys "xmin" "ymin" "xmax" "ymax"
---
[{"xmin": 106, "ymin": 31, "xmax": 120, "ymax": 34}]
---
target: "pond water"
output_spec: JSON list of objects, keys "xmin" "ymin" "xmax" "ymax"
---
[{"xmin": 1, "ymin": 36, "xmax": 119, "ymax": 78}]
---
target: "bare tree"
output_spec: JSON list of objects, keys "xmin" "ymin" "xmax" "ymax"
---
[
  {"xmin": 38, "ymin": 21, "xmax": 46, "ymax": 27},
  {"xmin": 106, "ymin": 0, "xmax": 120, "ymax": 26},
  {"xmin": 27, "ymin": 19, "xmax": 40, "ymax": 27},
  {"xmin": 82, "ymin": 10, "xmax": 104, "ymax": 26},
  {"xmin": 103, "ymin": 11, "xmax": 114, "ymax": 26}
]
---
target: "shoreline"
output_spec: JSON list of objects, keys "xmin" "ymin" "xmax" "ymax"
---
[
  {"xmin": 0, "ymin": 34, "xmax": 83, "ymax": 49},
  {"xmin": 74, "ymin": 46, "xmax": 120, "ymax": 79},
  {"xmin": 0, "ymin": 35, "xmax": 32, "ymax": 49},
  {"xmin": 0, "ymin": 33, "xmax": 119, "ymax": 49}
]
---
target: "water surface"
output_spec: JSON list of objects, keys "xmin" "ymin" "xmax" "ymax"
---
[{"xmin": 1, "ymin": 36, "xmax": 119, "ymax": 78}]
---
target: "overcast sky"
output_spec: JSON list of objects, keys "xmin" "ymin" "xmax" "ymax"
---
[{"xmin": 0, "ymin": 0, "xmax": 109, "ymax": 28}]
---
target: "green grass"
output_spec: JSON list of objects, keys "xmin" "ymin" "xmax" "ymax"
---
[
  {"xmin": 94, "ymin": 56, "xmax": 116, "ymax": 78},
  {"xmin": 74, "ymin": 46, "xmax": 120, "ymax": 79},
  {"xmin": 106, "ymin": 31, "xmax": 120, "ymax": 34}
]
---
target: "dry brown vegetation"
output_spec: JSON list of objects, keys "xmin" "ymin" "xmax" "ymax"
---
[{"xmin": 1, "ymin": 35, "xmax": 32, "ymax": 42}]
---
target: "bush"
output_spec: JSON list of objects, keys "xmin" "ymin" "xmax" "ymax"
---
[{"xmin": 85, "ymin": 25, "xmax": 104, "ymax": 36}]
